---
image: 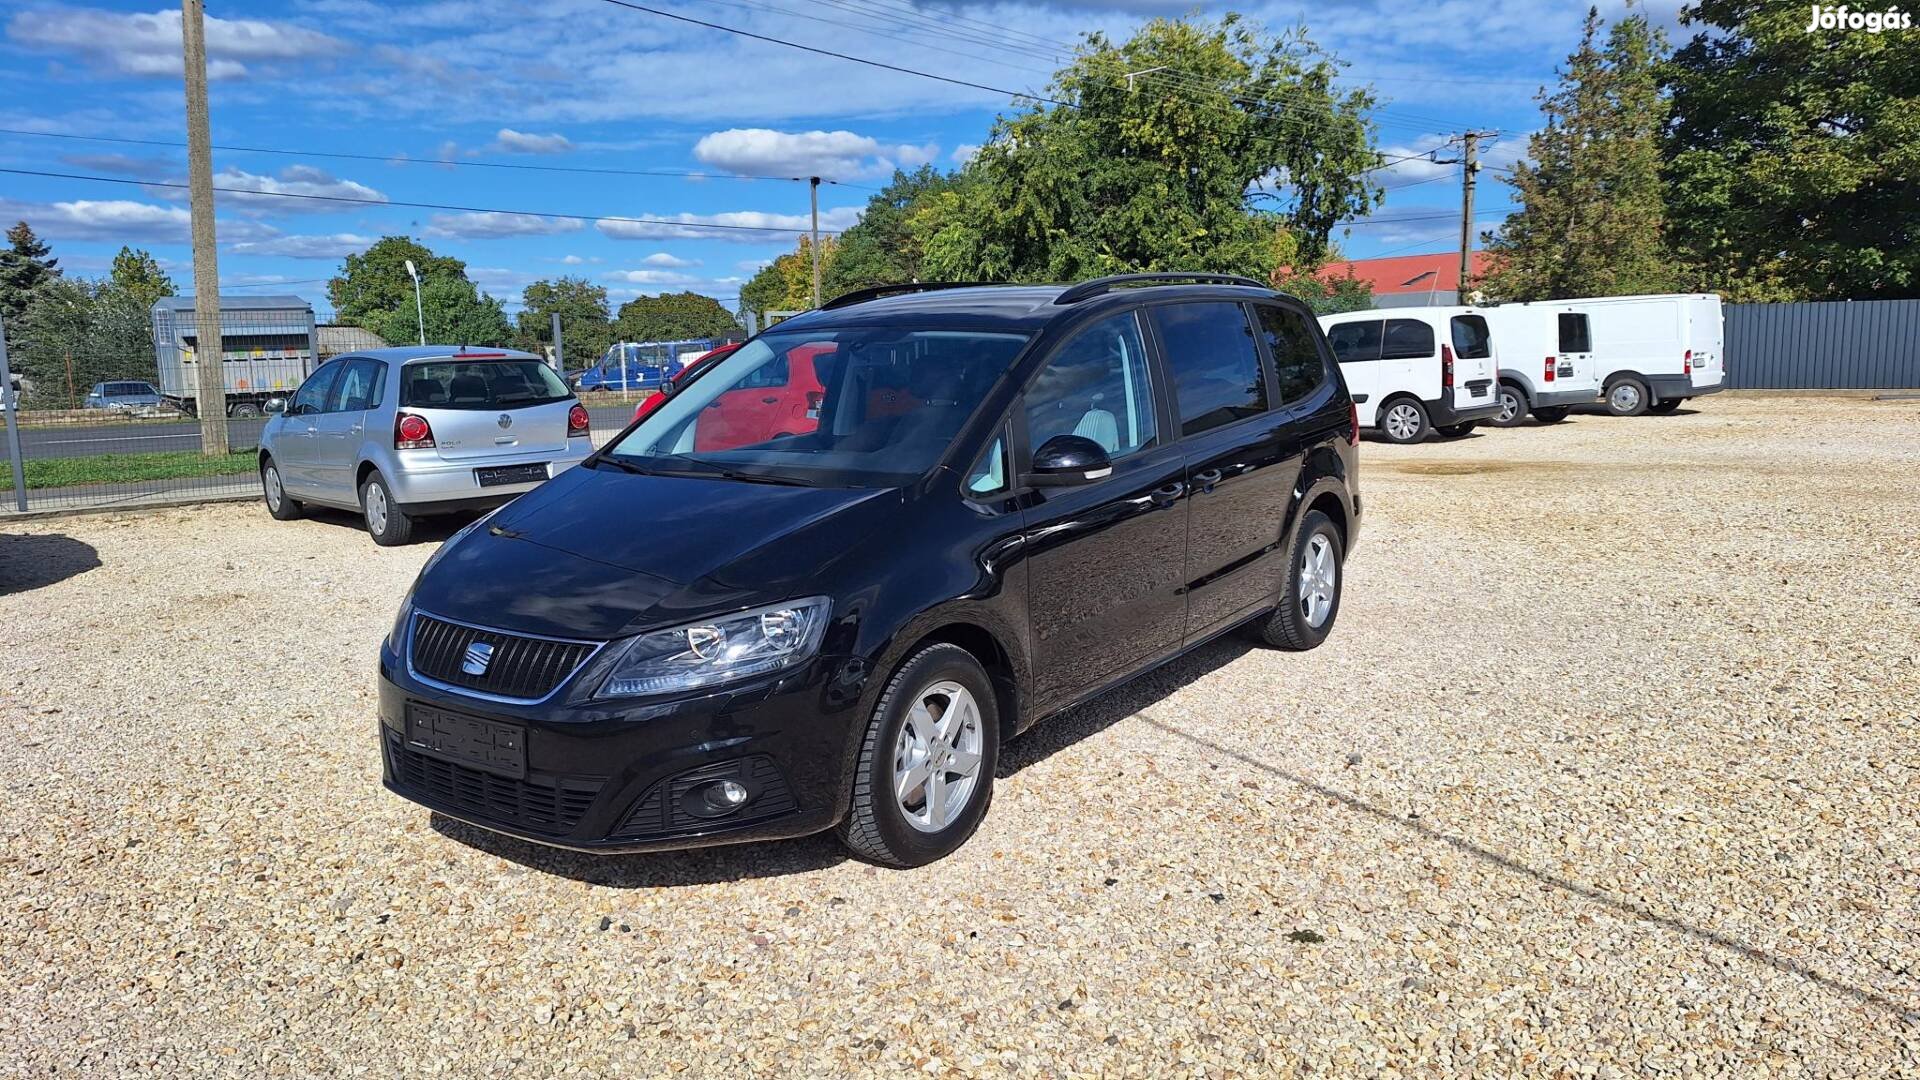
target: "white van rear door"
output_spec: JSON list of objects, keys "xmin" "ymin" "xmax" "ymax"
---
[
  {"xmin": 1689, "ymin": 296, "xmax": 1725, "ymax": 389},
  {"xmin": 1555, "ymin": 312, "xmax": 1599, "ymax": 393},
  {"xmin": 1447, "ymin": 314, "xmax": 1497, "ymax": 409}
]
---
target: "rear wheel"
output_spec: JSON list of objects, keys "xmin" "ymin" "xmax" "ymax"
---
[
  {"xmin": 1648, "ymin": 398, "xmax": 1683, "ymax": 414},
  {"xmin": 1378, "ymin": 399, "xmax": 1429, "ymax": 444},
  {"xmin": 840, "ymin": 643, "xmax": 1000, "ymax": 867},
  {"xmin": 1531, "ymin": 406, "xmax": 1571, "ymax": 423},
  {"xmin": 360, "ymin": 472, "xmax": 415, "ymax": 546},
  {"xmin": 1491, "ymin": 384, "xmax": 1529, "ymax": 427},
  {"xmin": 1605, "ymin": 377, "xmax": 1650, "ymax": 417},
  {"xmin": 230, "ymin": 401, "xmax": 263, "ymax": 419},
  {"xmin": 1436, "ymin": 422, "xmax": 1478, "ymax": 438},
  {"xmin": 260, "ymin": 457, "xmax": 302, "ymax": 521},
  {"xmin": 1245, "ymin": 510, "xmax": 1344, "ymax": 652}
]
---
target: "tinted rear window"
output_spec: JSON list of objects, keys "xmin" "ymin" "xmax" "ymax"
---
[
  {"xmin": 1558, "ymin": 313, "xmax": 1592, "ymax": 353},
  {"xmin": 402, "ymin": 360, "xmax": 569, "ymax": 410},
  {"xmin": 1450, "ymin": 315, "xmax": 1492, "ymax": 359},
  {"xmin": 1153, "ymin": 302, "xmax": 1268, "ymax": 436},
  {"xmin": 1326, "ymin": 321, "xmax": 1382, "ymax": 362}
]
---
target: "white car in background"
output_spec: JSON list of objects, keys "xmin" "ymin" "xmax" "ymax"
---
[
  {"xmin": 1478, "ymin": 302, "xmax": 1604, "ymax": 427},
  {"xmin": 1564, "ymin": 293, "xmax": 1726, "ymax": 415},
  {"xmin": 1319, "ymin": 307, "xmax": 1504, "ymax": 443}
]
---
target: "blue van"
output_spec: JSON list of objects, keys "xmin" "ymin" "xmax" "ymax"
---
[{"xmin": 572, "ymin": 340, "xmax": 723, "ymax": 392}]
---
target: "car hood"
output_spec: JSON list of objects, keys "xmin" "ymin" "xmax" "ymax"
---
[{"xmin": 410, "ymin": 462, "xmax": 900, "ymax": 640}]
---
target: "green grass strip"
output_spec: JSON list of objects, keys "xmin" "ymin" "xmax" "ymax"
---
[{"xmin": 2, "ymin": 448, "xmax": 258, "ymax": 491}]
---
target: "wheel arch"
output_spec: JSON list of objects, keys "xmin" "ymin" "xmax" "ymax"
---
[
  {"xmin": 898, "ymin": 622, "xmax": 1022, "ymax": 744},
  {"xmin": 1497, "ymin": 370, "xmax": 1537, "ymax": 404}
]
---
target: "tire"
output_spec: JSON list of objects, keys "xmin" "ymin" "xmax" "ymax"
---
[
  {"xmin": 1648, "ymin": 398, "xmax": 1683, "ymax": 414},
  {"xmin": 1531, "ymin": 406, "xmax": 1571, "ymax": 423},
  {"xmin": 1491, "ymin": 383, "xmax": 1529, "ymax": 428},
  {"xmin": 360, "ymin": 472, "xmax": 415, "ymax": 546},
  {"xmin": 1436, "ymin": 422, "xmax": 1478, "ymax": 438},
  {"xmin": 839, "ymin": 643, "xmax": 1000, "ymax": 867},
  {"xmin": 230, "ymin": 401, "xmax": 262, "ymax": 419},
  {"xmin": 260, "ymin": 457, "xmax": 302, "ymax": 521},
  {"xmin": 1377, "ymin": 398, "xmax": 1429, "ymax": 444},
  {"xmin": 1245, "ymin": 509, "xmax": 1344, "ymax": 652},
  {"xmin": 1604, "ymin": 377, "xmax": 1650, "ymax": 417}
]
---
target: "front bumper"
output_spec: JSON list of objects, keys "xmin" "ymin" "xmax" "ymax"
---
[
  {"xmin": 376, "ymin": 640, "xmax": 851, "ymax": 853},
  {"xmin": 1649, "ymin": 375, "xmax": 1725, "ymax": 401},
  {"xmin": 385, "ymin": 443, "xmax": 591, "ymax": 509}
]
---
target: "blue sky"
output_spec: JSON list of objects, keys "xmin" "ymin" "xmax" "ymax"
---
[{"xmin": 0, "ymin": 0, "xmax": 1683, "ymax": 316}]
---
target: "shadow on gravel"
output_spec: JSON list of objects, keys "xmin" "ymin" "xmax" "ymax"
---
[
  {"xmin": 1137, "ymin": 716, "xmax": 1920, "ymax": 1023},
  {"xmin": 429, "ymin": 813, "xmax": 848, "ymax": 887},
  {"xmin": 296, "ymin": 505, "xmax": 481, "ymax": 544},
  {"xmin": 0, "ymin": 533, "xmax": 101, "ymax": 595}
]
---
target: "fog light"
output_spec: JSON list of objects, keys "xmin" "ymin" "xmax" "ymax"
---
[{"xmin": 708, "ymin": 780, "xmax": 749, "ymax": 810}]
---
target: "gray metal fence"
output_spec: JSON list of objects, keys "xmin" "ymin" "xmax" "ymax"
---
[{"xmin": 1726, "ymin": 300, "xmax": 1920, "ymax": 390}]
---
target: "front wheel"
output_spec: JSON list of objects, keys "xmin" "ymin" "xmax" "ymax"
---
[
  {"xmin": 1605, "ymin": 377, "xmax": 1650, "ymax": 417},
  {"xmin": 1436, "ymin": 422, "xmax": 1478, "ymax": 438},
  {"xmin": 840, "ymin": 643, "xmax": 1000, "ymax": 867},
  {"xmin": 260, "ymin": 457, "xmax": 302, "ymax": 521},
  {"xmin": 1531, "ymin": 406, "xmax": 1571, "ymax": 423},
  {"xmin": 360, "ymin": 472, "xmax": 415, "ymax": 546},
  {"xmin": 1491, "ymin": 384, "xmax": 1529, "ymax": 427},
  {"xmin": 1648, "ymin": 398, "xmax": 1684, "ymax": 414},
  {"xmin": 1245, "ymin": 509, "xmax": 1344, "ymax": 651},
  {"xmin": 1378, "ymin": 399, "xmax": 1429, "ymax": 444}
]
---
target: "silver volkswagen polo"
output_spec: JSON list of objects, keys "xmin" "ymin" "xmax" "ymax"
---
[{"xmin": 258, "ymin": 346, "xmax": 593, "ymax": 544}]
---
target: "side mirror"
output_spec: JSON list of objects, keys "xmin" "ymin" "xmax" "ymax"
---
[
  {"xmin": 1027, "ymin": 434, "xmax": 1113, "ymax": 487},
  {"xmin": 263, "ymin": 397, "xmax": 287, "ymax": 416}
]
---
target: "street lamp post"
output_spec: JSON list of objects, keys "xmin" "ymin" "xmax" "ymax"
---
[{"xmin": 404, "ymin": 259, "xmax": 425, "ymax": 346}]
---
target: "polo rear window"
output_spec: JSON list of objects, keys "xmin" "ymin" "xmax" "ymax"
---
[{"xmin": 401, "ymin": 360, "xmax": 570, "ymax": 410}]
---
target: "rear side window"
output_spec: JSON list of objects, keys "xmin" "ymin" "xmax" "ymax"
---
[
  {"xmin": 1153, "ymin": 302, "xmax": 1268, "ymax": 436},
  {"xmin": 1254, "ymin": 305, "xmax": 1326, "ymax": 405},
  {"xmin": 1325, "ymin": 321, "xmax": 1382, "ymax": 362},
  {"xmin": 402, "ymin": 359, "xmax": 569, "ymax": 410},
  {"xmin": 1381, "ymin": 319, "xmax": 1436, "ymax": 360},
  {"xmin": 328, "ymin": 359, "xmax": 385, "ymax": 412},
  {"xmin": 1450, "ymin": 315, "xmax": 1492, "ymax": 360},
  {"xmin": 1558, "ymin": 313, "xmax": 1592, "ymax": 353}
]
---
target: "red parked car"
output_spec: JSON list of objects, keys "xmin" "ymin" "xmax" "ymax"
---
[{"xmin": 633, "ymin": 343, "xmax": 742, "ymax": 423}]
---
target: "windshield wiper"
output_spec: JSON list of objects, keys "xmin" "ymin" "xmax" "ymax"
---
[
  {"xmin": 589, "ymin": 456, "xmax": 650, "ymax": 475},
  {"xmin": 712, "ymin": 469, "xmax": 816, "ymax": 487}
]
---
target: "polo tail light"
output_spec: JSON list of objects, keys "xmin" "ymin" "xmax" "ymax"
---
[
  {"xmin": 395, "ymin": 412, "xmax": 435, "ymax": 450},
  {"xmin": 1441, "ymin": 344, "xmax": 1456, "ymax": 390},
  {"xmin": 568, "ymin": 403, "xmax": 591, "ymax": 437},
  {"xmin": 1544, "ymin": 356, "xmax": 1557, "ymax": 383}
]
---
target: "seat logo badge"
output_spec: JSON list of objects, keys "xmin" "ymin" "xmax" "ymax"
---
[
  {"xmin": 462, "ymin": 641, "xmax": 495, "ymax": 676},
  {"xmin": 497, "ymin": 413, "xmax": 513, "ymax": 429}
]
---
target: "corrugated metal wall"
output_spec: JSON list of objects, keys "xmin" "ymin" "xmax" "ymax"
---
[{"xmin": 1727, "ymin": 300, "xmax": 1920, "ymax": 389}]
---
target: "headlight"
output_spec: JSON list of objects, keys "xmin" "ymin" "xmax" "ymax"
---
[{"xmin": 599, "ymin": 597, "xmax": 831, "ymax": 698}]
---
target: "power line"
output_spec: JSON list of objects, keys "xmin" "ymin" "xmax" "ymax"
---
[
  {"xmin": 0, "ymin": 127, "xmax": 878, "ymax": 190},
  {"xmin": 0, "ymin": 167, "xmax": 855, "ymax": 237}
]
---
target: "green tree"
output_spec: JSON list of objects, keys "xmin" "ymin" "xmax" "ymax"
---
[
  {"xmin": 516, "ymin": 277, "xmax": 614, "ymax": 364},
  {"xmin": 613, "ymin": 291, "xmax": 745, "ymax": 342},
  {"xmin": 13, "ymin": 278, "xmax": 156, "ymax": 407},
  {"xmin": 1268, "ymin": 234, "xmax": 1374, "ymax": 314},
  {"xmin": 1, "ymin": 221, "xmax": 60, "ymax": 328},
  {"xmin": 327, "ymin": 236, "xmax": 466, "ymax": 331},
  {"xmin": 917, "ymin": 15, "xmax": 1380, "ymax": 281},
  {"xmin": 1664, "ymin": 0, "xmax": 1920, "ymax": 300},
  {"xmin": 821, "ymin": 166, "xmax": 963, "ymax": 299},
  {"xmin": 109, "ymin": 247, "xmax": 176, "ymax": 309},
  {"xmin": 378, "ymin": 276, "xmax": 512, "ymax": 347},
  {"xmin": 1482, "ymin": 6, "xmax": 1674, "ymax": 301},
  {"xmin": 740, "ymin": 237, "xmax": 834, "ymax": 318}
]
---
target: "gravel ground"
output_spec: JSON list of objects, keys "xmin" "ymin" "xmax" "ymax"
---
[{"xmin": 3, "ymin": 394, "xmax": 1917, "ymax": 1078}]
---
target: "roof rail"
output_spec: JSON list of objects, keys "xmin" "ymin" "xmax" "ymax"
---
[
  {"xmin": 1053, "ymin": 273, "xmax": 1268, "ymax": 305},
  {"xmin": 819, "ymin": 281, "xmax": 1001, "ymax": 310}
]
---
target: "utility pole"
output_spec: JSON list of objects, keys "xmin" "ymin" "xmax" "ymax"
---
[
  {"xmin": 549, "ymin": 311, "xmax": 565, "ymax": 375},
  {"xmin": 181, "ymin": 0, "xmax": 229, "ymax": 455},
  {"xmin": 808, "ymin": 176, "xmax": 822, "ymax": 309},
  {"xmin": 1457, "ymin": 131, "xmax": 1491, "ymax": 299}
]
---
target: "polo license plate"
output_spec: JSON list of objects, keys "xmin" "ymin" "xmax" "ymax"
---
[{"xmin": 475, "ymin": 463, "xmax": 548, "ymax": 488}]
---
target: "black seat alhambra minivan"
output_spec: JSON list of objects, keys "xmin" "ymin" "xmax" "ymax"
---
[{"xmin": 379, "ymin": 274, "xmax": 1361, "ymax": 866}]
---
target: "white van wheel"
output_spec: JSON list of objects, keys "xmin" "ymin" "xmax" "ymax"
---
[
  {"xmin": 1491, "ymin": 384, "xmax": 1529, "ymax": 427},
  {"xmin": 1605, "ymin": 377, "xmax": 1650, "ymax": 417}
]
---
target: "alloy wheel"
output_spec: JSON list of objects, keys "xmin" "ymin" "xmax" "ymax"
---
[
  {"xmin": 1298, "ymin": 533, "xmax": 1337, "ymax": 628},
  {"xmin": 1498, "ymin": 390, "xmax": 1521, "ymax": 424},
  {"xmin": 893, "ymin": 680, "xmax": 985, "ymax": 834}
]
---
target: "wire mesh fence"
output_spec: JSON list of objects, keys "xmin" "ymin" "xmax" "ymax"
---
[{"xmin": 1, "ymin": 301, "xmax": 316, "ymax": 514}]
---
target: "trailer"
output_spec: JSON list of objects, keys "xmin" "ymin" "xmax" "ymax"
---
[{"xmin": 151, "ymin": 295, "xmax": 318, "ymax": 418}]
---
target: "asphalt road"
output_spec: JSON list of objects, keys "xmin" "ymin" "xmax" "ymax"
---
[{"xmin": 0, "ymin": 407, "xmax": 635, "ymax": 461}]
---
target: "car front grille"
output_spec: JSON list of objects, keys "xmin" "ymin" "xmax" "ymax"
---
[
  {"xmin": 385, "ymin": 732, "xmax": 602, "ymax": 837},
  {"xmin": 409, "ymin": 612, "xmax": 599, "ymax": 701}
]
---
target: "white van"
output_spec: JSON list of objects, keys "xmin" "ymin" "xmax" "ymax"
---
[
  {"xmin": 1319, "ymin": 307, "xmax": 1504, "ymax": 443},
  {"xmin": 1476, "ymin": 302, "xmax": 1604, "ymax": 427},
  {"xmin": 1560, "ymin": 294, "xmax": 1726, "ymax": 415}
]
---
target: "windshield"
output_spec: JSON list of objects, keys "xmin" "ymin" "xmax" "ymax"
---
[
  {"xmin": 604, "ymin": 327, "xmax": 1030, "ymax": 486},
  {"xmin": 401, "ymin": 359, "xmax": 570, "ymax": 410}
]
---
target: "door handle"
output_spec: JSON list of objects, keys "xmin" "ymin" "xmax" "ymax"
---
[
  {"xmin": 1149, "ymin": 483, "xmax": 1185, "ymax": 508},
  {"xmin": 1193, "ymin": 468, "xmax": 1222, "ymax": 489},
  {"xmin": 761, "ymin": 396, "xmax": 779, "ymax": 404}
]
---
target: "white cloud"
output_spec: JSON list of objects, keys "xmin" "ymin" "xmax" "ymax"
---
[
  {"xmin": 640, "ymin": 252, "xmax": 699, "ymax": 268},
  {"xmin": 606, "ymin": 269, "xmax": 705, "ymax": 287},
  {"xmin": 60, "ymin": 152, "xmax": 176, "ymax": 178},
  {"xmin": 596, "ymin": 206, "xmax": 863, "ymax": 244},
  {"xmin": 951, "ymin": 143, "xmax": 981, "ymax": 165},
  {"xmin": 467, "ymin": 267, "xmax": 533, "ymax": 297},
  {"xmin": 228, "ymin": 233, "xmax": 376, "ymax": 259},
  {"xmin": 6, "ymin": 8, "xmax": 340, "ymax": 81},
  {"xmin": 148, "ymin": 166, "xmax": 387, "ymax": 213},
  {"xmin": 559, "ymin": 254, "xmax": 588, "ymax": 265},
  {"xmin": 491, "ymin": 128, "xmax": 573, "ymax": 154},
  {"xmin": 694, "ymin": 128, "xmax": 938, "ymax": 180},
  {"xmin": 736, "ymin": 258, "xmax": 772, "ymax": 272},
  {"xmin": 0, "ymin": 198, "xmax": 190, "ymax": 242},
  {"xmin": 425, "ymin": 212, "xmax": 584, "ymax": 238}
]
